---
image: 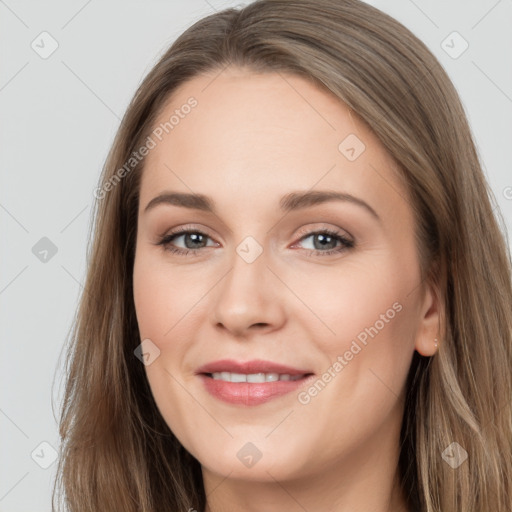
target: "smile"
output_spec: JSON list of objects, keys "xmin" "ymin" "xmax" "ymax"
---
[
  {"xmin": 198, "ymin": 373, "xmax": 315, "ymax": 406},
  {"xmin": 207, "ymin": 372, "xmax": 307, "ymax": 382}
]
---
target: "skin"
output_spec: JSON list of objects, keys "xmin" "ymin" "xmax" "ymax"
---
[{"xmin": 132, "ymin": 67, "xmax": 441, "ymax": 512}]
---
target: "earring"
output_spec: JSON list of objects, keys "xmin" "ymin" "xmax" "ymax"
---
[{"xmin": 434, "ymin": 338, "xmax": 439, "ymax": 349}]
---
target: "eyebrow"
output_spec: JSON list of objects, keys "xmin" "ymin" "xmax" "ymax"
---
[{"xmin": 143, "ymin": 190, "xmax": 380, "ymax": 221}]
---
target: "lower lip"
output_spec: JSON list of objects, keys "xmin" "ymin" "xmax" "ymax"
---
[{"xmin": 198, "ymin": 374, "xmax": 315, "ymax": 406}]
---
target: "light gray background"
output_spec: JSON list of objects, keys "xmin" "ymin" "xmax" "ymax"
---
[{"xmin": 1, "ymin": 0, "xmax": 511, "ymax": 510}]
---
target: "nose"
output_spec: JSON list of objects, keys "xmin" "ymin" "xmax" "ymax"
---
[{"xmin": 210, "ymin": 244, "xmax": 287, "ymax": 338}]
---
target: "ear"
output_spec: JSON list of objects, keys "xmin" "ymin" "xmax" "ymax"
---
[{"xmin": 414, "ymin": 278, "xmax": 443, "ymax": 357}]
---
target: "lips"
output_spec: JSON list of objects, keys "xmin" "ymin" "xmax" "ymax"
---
[
  {"xmin": 195, "ymin": 358, "xmax": 313, "ymax": 376},
  {"xmin": 196, "ymin": 359, "xmax": 315, "ymax": 406}
]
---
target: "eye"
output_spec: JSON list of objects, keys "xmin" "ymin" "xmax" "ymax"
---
[
  {"xmin": 293, "ymin": 228, "xmax": 354, "ymax": 257},
  {"xmin": 156, "ymin": 227, "xmax": 217, "ymax": 256},
  {"xmin": 155, "ymin": 226, "xmax": 355, "ymax": 257}
]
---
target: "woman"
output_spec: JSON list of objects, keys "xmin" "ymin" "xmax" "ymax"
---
[{"xmin": 53, "ymin": 0, "xmax": 512, "ymax": 511}]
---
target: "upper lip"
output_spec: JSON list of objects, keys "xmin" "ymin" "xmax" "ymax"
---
[{"xmin": 196, "ymin": 359, "xmax": 314, "ymax": 376}]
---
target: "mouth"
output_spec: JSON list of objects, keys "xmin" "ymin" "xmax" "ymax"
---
[
  {"xmin": 195, "ymin": 358, "xmax": 313, "ymax": 377},
  {"xmin": 195, "ymin": 359, "xmax": 315, "ymax": 405},
  {"xmin": 197, "ymin": 370, "xmax": 315, "ymax": 406},
  {"xmin": 202, "ymin": 372, "xmax": 313, "ymax": 383}
]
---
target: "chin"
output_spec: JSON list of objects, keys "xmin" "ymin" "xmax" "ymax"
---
[{"xmin": 192, "ymin": 437, "xmax": 314, "ymax": 482}]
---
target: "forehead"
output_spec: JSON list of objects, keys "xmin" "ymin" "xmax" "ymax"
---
[{"xmin": 138, "ymin": 68, "xmax": 409, "ymax": 223}]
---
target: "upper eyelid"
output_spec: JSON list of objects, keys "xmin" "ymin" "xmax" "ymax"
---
[
  {"xmin": 160, "ymin": 225, "xmax": 216, "ymax": 241},
  {"xmin": 162, "ymin": 224, "xmax": 347, "ymax": 236},
  {"xmin": 295, "ymin": 224, "xmax": 352, "ymax": 241}
]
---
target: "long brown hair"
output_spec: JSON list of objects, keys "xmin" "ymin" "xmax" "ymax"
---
[{"xmin": 52, "ymin": 1, "xmax": 512, "ymax": 510}]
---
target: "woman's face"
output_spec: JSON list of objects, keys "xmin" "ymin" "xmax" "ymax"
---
[{"xmin": 133, "ymin": 68, "xmax": 439, "ymax": 483}]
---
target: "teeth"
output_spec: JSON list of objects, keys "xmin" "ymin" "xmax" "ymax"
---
[
  {"xmin": 247, "ymin": 373, "xmax": 270, "ymax": 383},
  {"xmin": 230, "ymin": 372, "xmax": 247, "ymax": 383},
  {"xmin": 210, "ymin": 372, "xmax": 305, "ymax": 382}
]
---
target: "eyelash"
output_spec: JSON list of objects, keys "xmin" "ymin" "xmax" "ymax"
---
[{"xmin": 156, "ymin": 226, "xmax": 354, "ymax": 257}]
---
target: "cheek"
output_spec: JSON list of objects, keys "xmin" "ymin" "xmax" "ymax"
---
[
  {"xmin": 294, "ymin": 255, "xmax": 409, "ymax": 340},
  {"xmin": 289, "ymin": 267, "xmax": 416, "ymax": 456},
  {"xmin": 298, "ymin": 256, "xmax": 417, "ymax": 395},
  {"xmin": 133, "ymin": 251, "xmax": 205, "ymax": 339},
  {"xmin": 132, "ymin": 252, "xmax": 206, "ymax": 447}
]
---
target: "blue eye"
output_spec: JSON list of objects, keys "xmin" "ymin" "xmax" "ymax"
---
[
  {"xmin": 295, "ymin": 229, "xmax": 354, "ymax": 256},
  {"xmin": 157, "ymin": 229, "xmax": 216, "ymax": 256},
  {"xmin": 156, "ymin": 227, "xmax": 354, "ymax": 257}
]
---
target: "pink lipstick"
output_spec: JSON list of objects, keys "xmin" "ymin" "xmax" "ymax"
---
[{"xmin": 195, "ymin": 359, "xmax": 315, "ymax": 406}]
